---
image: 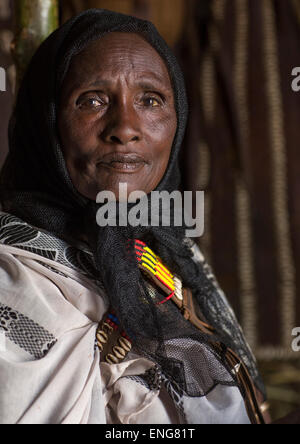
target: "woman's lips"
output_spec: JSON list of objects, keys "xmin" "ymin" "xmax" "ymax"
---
[
  {"xmin": 97, "ymin": 153, "xmax": 147, "ymax": 173},
  {"xmin": 100, "ymin": 161, "xmax": 145, "ymax": 172}
]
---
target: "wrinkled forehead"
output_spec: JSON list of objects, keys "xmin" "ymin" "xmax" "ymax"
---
[
  {"xmin": 72, "ymin": 32, "xmax": 166, "ymax": 63},
  {"xmin": 60, "ymin": 31, "xmax": 174, "ymax": 95}
]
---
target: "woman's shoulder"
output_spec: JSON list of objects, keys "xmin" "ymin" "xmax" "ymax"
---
[
  {"xmin": 183, "ymin": 237, "xmax": 231, "ymax": 306},
  {"xmin": 0, "ymin": 211, "xmax": 101, "ymax": 283},
  {"xmin": 184, "ymin": 237, "xmax": 218, "ymax": 281},
  {"xmin": 183, "ymin": 237, "xmax": 205, "ymax": 264}
]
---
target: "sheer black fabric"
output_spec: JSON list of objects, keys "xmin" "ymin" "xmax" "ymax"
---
[{"xmin": 0, "ymin": 8, "xmax": 265, "ymax": 398}]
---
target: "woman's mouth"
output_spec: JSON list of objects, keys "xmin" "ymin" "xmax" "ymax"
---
[
  {"xmin": 102, "ymin": 162, "xmax": 145, "ymax": 172},
  {"xmin": 97, "ymin": 153, "xmax": 147, "ymax": 173}
]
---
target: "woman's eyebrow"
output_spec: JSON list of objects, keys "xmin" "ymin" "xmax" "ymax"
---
[
  {"xmin": 85, "ymin": 78, "xmax": 111, "ymax": 88},
  {"xmin": 81, "ymin": 74, "xmax": 172, "ymax": 91},
  {"xmin": 137, "ymin": 81, "xmax": 171, "ymax": 92},
  {"xmin": 135, "ymin": 72, "xmax": 172, "ymax": 90}
]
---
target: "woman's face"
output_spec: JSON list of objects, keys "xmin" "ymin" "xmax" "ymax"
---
[{"xmin": 58, "ymin": 32, "xmax": 177, "ymax": 201}]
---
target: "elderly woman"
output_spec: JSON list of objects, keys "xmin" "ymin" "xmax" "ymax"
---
[{"xmin": 0, "ymin": 9, "xmax": 266, "ymax": 424}]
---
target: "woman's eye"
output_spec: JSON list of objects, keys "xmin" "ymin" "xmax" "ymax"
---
[
  {"xmin": 142, "ymin": 96, "xmax": 162, "ymax": 107},
  {"xmin": 77, "ymin": 96, "xmax": 106, "ymax": 109}
]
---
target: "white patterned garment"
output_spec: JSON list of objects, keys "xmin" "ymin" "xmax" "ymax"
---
[{"xmin": 0, "ymin": 212, "xmax": 250, "ymax": 424}]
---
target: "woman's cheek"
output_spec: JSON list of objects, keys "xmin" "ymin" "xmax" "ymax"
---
[{"xmin": 66, "ymin": 113, "xmax": 99, "ymax": 146}]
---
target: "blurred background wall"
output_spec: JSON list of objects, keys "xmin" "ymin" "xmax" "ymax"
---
[{"xmin": 0, "ymin": 0, "xmax": 299, "ymax": 420}]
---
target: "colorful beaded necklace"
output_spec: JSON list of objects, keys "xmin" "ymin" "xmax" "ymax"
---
[{"xmin": 96, "ymin": 239, "xmax": 183, "ymax": 365}]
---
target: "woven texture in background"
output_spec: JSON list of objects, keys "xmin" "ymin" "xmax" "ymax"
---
[{"xmin": 178, "ymin": 0, "xmax": 300, "ymax": 361}]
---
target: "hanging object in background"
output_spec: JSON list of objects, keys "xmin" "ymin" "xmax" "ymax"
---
[
  {"xmin": 0, "ymin": 0, "xmax": 14, "ymax": 169},
  {"xmin": 0, "ymin": 66, "xmax": 5, "ymax": 91},
  {"xmin": 11, "ymin": 0, "xmax": 59, "ymax": 90}
]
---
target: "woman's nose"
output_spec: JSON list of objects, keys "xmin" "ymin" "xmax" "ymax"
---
[{"xmin": 101, "ymin": 103, "xmax": 141, "ymax": 145}]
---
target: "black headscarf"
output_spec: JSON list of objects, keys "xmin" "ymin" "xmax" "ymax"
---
[{"xmin": 0, "ymin": 8, "xmax": 264, "ymax": 397}]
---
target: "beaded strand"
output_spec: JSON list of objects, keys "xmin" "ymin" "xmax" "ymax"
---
[{"xmin": 96, "ymin": 310, "xmax": 132, "ymax": 364}]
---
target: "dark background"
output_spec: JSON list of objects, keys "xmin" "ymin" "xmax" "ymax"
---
[{"xmin": 0, "ymin": 0, "xmax": 300, "ymax": 420}]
